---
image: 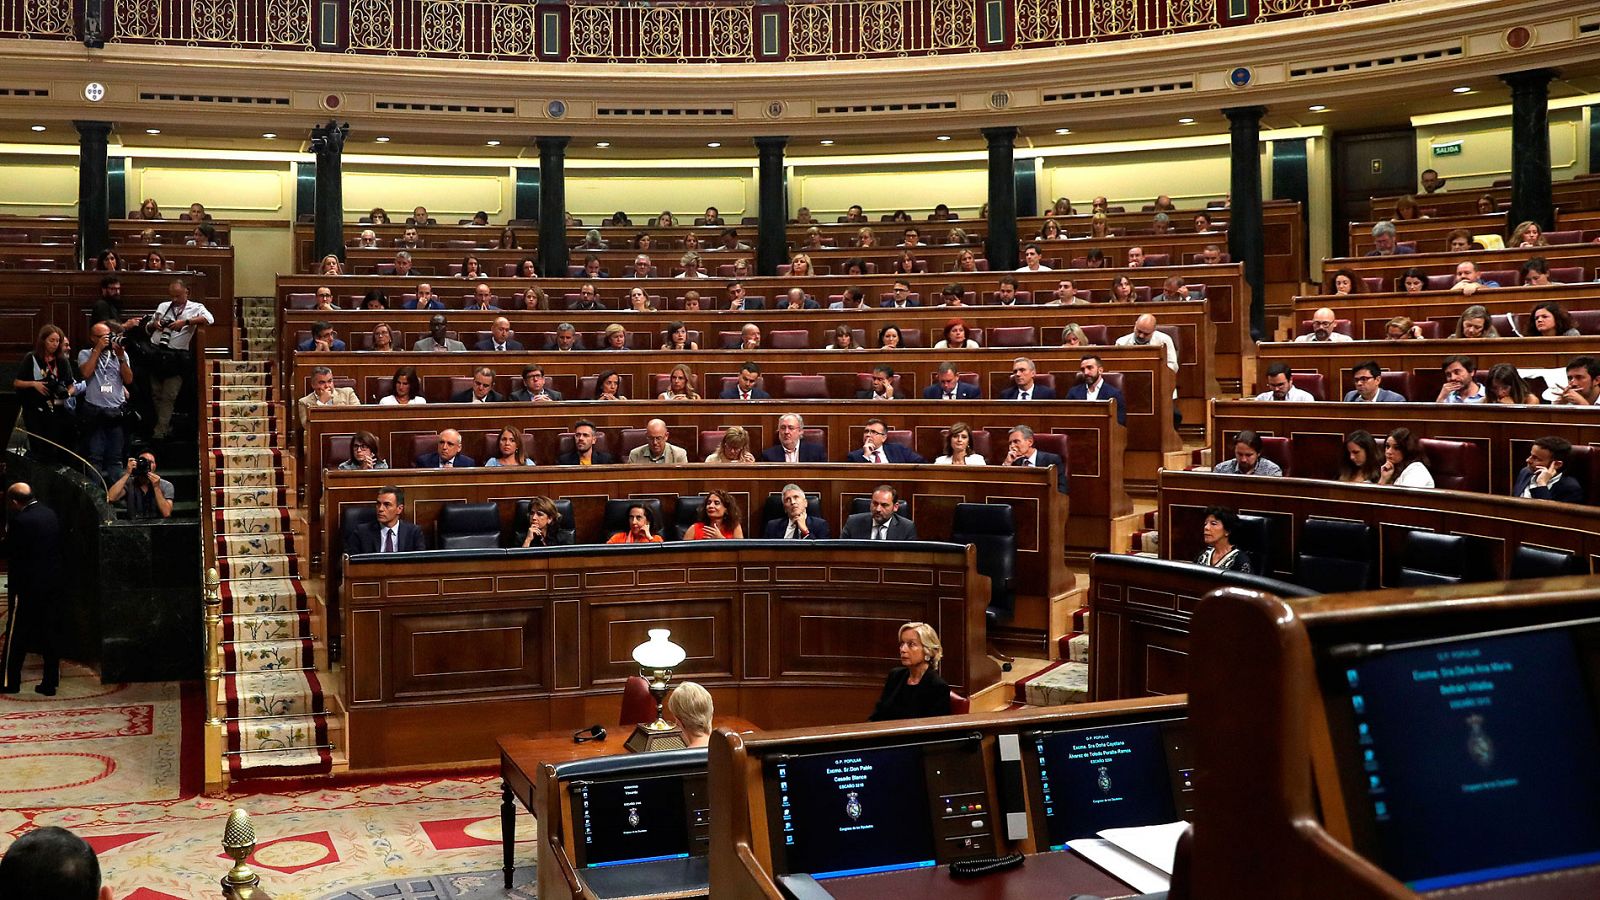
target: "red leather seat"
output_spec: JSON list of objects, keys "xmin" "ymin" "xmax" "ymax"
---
[
  {"xmin": 1544, "ymin": 230, "xmax": 1582, "ymax": 245},
  {"xmin": 1143, "ymin": 254, "xmax": 1171, "ymax": 267},
  {"xmin": 897, "ymin": 328, "xmax": 924, "ymax": 348},
  {"xmin": 1564, "ymin": 444, "xmax": 1600, "ymax": 505},
  {"xmin": 620, "ymin": 675, "xmax": 656, "ymax": 726},
  {"xmin": 1420, "ymin": 438, "xmax": 1487, "ymax": 492},
  {"xmin": 782, "ymin": 375, "xmax": 829, "ymax": 398},
  {"xmin": 948, "ymin": 691, "xmax": 970, "ymax": 715},
  {"xmin": 1480, "ymin": 269, "xmax": 1519, "ymax": 286},
  {"xmin": 407, "ymin": 433, "xmax": 437, "ymax": 467},
  {"xmin": 619, "ymin": 428, "xmax": 650, "ymax": 456},
  {"xmin": 770, "ymin": 330, "xmax": 810, "ymax": 350},
  {"xmin": 1570, "ymin": 310, "xmax": 1600, "ymax": 335},
  {"xmin": 1251, "ymin": 434, "xmax": 1291, "ymax": 474},
  {"xmin": 1425, "ymin": 274, "xmax": 1456, "ymax": 290},
  {"xmin": 1414, "ymin": 320, "xmax": 1441, "ymax": 339},
  {"xmin": 1078, "ymin": 324, "xmax": 1110, "ymax": 344},
  {"xmin": 1379, "ymin": 370, "xmax": 1412, "ymax": 400},
  {"xmin": 1288, "ymin": 433, "xmax": 1345, "ymax": 481},
  {"xmin": 990, "ymin": 326, "xmax": 1037, "ymax": 347},
  {"xmin": 1360, "ymin": 277, "xmax": 1384, "ymax": 293},
  {"xmin": 699, "ymin": 430, "xmax": 727, "ymax": 459},
  {"xmin": 1548, "ymin": 266, "xmax": 1584, "ymax": 283},
  {"xmin": 1290, "ymin": 372, "xmax": 1326, "ymax": 401}
]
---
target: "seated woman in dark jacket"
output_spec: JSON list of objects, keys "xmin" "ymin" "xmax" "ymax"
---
[
  {"xmin": 869, "ymin": 622, "xmax": 952, "ymax": 721},
  {"xmin": 1194, "ymin": 505, "xmax": 1253, "ymax": 574},
  {"xmin": 521, "ymin": 495, "xmax": 574, "ymax": 548}
]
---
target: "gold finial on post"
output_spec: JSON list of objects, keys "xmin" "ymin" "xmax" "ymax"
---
[{"xmin": 221, "ymin": 807, "xmax": 260, "ymax": 893}]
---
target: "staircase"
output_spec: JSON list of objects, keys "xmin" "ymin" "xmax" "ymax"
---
[{"xmin": 205, "ymin": 297, "xmax": 334, "ymax": 781}]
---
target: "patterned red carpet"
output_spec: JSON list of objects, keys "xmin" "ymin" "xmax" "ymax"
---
[{"xmin": 0, "ymin": 663, "xmax": 535, "ymax": 898}]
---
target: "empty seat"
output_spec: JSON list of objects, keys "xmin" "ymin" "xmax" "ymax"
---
[
  {"xmin": 1142, "ymin": 253, "xmax": 1171, "ymax": 267},
  {"xmin": 673, "ymin": 495, "xmax": 705, "ymax": 541},
  {"xmin": 1231, "ymin": 514, "xmax": 1272, "ymax": 575},
  {"xmin": 1289, "ymin": 372, "xmax": 1326, "ymax": 401},
  {"xmin": 1295, "ymin": 517, "xmax": 1375, "ymax": 593},
  {"xmin": 1548, "ymin": 266, "xmax": 1585, "ymax": 283},
  {"xmin": 1544, "ymin": 230, "xmax": 1582, "ymax": 245},
  {"xmin": 1509, "ymin": 545, "xmax": 1579, "ymax": 580},
  {"xmin": 1479, "ymin": 269, "xmax": 1519, "ymax": 287},
  {"xmin": 1078, "ymin": 324, "xmax": 1110, "ymax": 344},
  {"xmin": 1286, "ymin": 433, "xmax": 1345, "ymax": 481},
  {"xmin": 436, "ymin": 502, "xmax": 502, "ymax": 550},
  {"xmin": 1418, "ymin": 438, "xmax": 1487, "ymax": 492},
  {"xmin": 1397, "ymin": 531, "xmax": 1468, "ymax": 586},
  {"xmin": 769, "ymin": 330, "xmax": 810, "ymax": 350},
  {"xmin": 951, "ymin": 504, "xmax": 1017, "ymax": 637},
  {"xmin": 949, "ymin": 691, "xmax": 971, "ymax": 715},
  {"xmin": 781, "ymin": 375, "xmax": 829, "ymax": 399},
  {"xmin": 619, "ymin": 428, "xmax": 650, "ymax": 456},
  {"xmin": 1570, "ymin": 310, "xmax": 1600, "ymax": 335},
  {"xmin": 620, "ymin": 675, "xmax": 655, "ymax": 726},
  {"xmin": 989, "ymin": 326, "xmax": 1037, "ymax": 347}
]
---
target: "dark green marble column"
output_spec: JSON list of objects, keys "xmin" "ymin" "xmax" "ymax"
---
[
  {"xmin": 1224, "ymin": 105, "xmax": 1266, "ymax": 340},
  {"xmin": 537, "ymin": 136, "xmax": 570, "ymax": 278},
  {"xmin": 310, "ymin": 120, "xmax": 348, "ymax": 265},
  {"xmin": 755, "ymin": 136, "xmax": 789, "ymax": 276},
  {"xmin": 74, "ymin": 121, "xmax": 112, "ymax": 269},
  {"xmin": 983, "ymin": 126, "xmax": 1018, "ymax": 272},
  {"xmin": 1501, "ymin": 68, "xmax": 1557, "ymax": 231}
]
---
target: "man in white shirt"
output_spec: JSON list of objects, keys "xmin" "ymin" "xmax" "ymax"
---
[
  {"xmin": 1254, "ymin": 363, "xmax": 1317, "ymax": 401},
  {"xmin": 762, "ymin": 414, "xmax": 826, "ymax": 463},
  {"xmin": 145, "ymin": 278, "xmax": 215, "ymax": 439},
  {"xmin": 1015, "ymin": 243, "xmax": 1052, "ymax": 272},
  {"xmin": 1295, "ymin": 307, "xmax": 1353, "ymax": 343},
  {"xmin": 1115, "ymin": 314, "xmax": 1178, "ymax": 374}
]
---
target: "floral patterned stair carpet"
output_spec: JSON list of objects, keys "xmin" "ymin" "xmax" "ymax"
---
[{"xmin": 211, "ymin": 350, "xmax": 332, "ymax": 779}]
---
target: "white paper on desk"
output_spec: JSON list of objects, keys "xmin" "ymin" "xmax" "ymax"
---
[
  {"xmin": 1098, "ymin": 820, "xmax": 1190, "ymax": 874},
  {"xmin": 1065, "ymin": 838, "xmax": 1171, "ymax": 894}
]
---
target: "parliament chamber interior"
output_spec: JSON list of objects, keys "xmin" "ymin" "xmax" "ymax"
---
[{"xmin": 0, "ymin": 0, "xmax": 1598, "ymax": 896}]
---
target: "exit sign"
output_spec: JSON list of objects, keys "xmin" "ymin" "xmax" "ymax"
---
[{"xmin": 1432, "ymin": 140, "xmax": 1463, "ymax": 157}]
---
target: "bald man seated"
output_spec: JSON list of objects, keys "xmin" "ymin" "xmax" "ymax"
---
[{"xmin": 1295, "ymin": 307, "xmax": 1353, "ymax": 343}]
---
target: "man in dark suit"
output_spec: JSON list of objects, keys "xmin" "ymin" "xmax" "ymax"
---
[
  {"xmin": 449, "ymin": 367, "xmax": 504, "ymax": 404},
  {"xmin": 295, "ymin": 321, "xmax": 347, "ymax": 352},
  {"xmin": 473, "ymin": 317, "xmax": 525, "ymax": 352},
  {"xmin": 763, "ymin": 483, "xmax": 831, "ymax": 539},
  {"xmin": 1512, "ymin": 436, "xmax": 1586, "ymax": 502},
  {"xmin": 726, "ymin": 282, "xmax": 765, "ymax": 312},
  {"xmin": 856, "ymin": 365, "xmax": 899, "ymax": 400},
  {"xmin": 1001, "ymin": 357, "xmax": 1058, "ymax": 401},
  {"xmin": 846, "ymin": 418, "xmax": 926, "ymax": 463},
  {"xmin": 1, "ymin": 484, "xmax": 61, "ymax": 694},
  {"xmin": 344, "ymin": 485, "xmax": 427, "ymax": 555},
  {"xmin": 922, "ymin": 362, "xmax": 981, "ymax": 400},
  {"xmin": 1003, "ymin": 425, "xmax": 1069, "ymax": 494},
  {"xmin": 1063, "ymin": 355, "xmax": 1127, "ymax": 425},
  {"xmin": 414, "ymin": 428, "xmax": 478, "ymax": 468},
  {"xmin": 777, "ymin": 287, "xmax": 819, "ymax": 310},
  {"xmin": 720, "ymin": 362, "xmax": 771, "ymax": 400},
  {"xmin": 761, "ymin": 413, "xmax": 827, "ymax": 462},
  {"xmin": 880, "ymin": 280, "xmax": 920, "ymax": 308},
  {"xmin": 406, "ymin": 206, "xmax": 437, "ymax": 226},
  {"xmin": 557, "ymin": 419, "xmax": 615, "ymax": 465},
  {"xmin": 841, "ymin": 485, "xmax": 919, "ymax": 541},
  {"xmin": 510, "ymin": 364, "xmax": 563, "ymax": 402}
]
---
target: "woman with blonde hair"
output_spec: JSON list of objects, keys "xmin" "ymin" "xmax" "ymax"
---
[
  {"xmin": 856, "ymin": 227, "xmax": 878, "ymax": 248},
  {"xmin": 318, "ymin": 254, "xmax": 344, "ymax": 276},
  {"xmin": 868, "ymin": 622, "xmax": 951, "ymax": 721},
  {"xmin": 1510, "ymin": 220, "xmax": 1547, "ymax": 248},
  {"xmin": 705, "ymin": 425, "xmax": 755, "ymax": 463},
  {"xmin": 788, "ymin": 253, "xmax": 813, "ymax": 276},
  {"xmin": 667, "ymin": 682, "xmax": 715, "ymax": 748},
  {"xmin": 1060, "ymin": 323, "xmax": 1089, "ymax": 347},
  {"xmin": 659, "ymin": 363, "xmax": 702, "ymax": 400}
]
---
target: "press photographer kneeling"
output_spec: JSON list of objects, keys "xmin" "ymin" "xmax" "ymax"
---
[{"xmin": 105, "ymin": 450, "xmax": 173, "ymax": 519}]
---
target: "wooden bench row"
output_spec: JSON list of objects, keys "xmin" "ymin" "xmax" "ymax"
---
[
  {"xmin": 0, "ymin": 269, "xmax": 230, "ymax": 357},
  {"xmin": 1369, "ymin": 175, "xmax": 1600, "ymax": 219},
  {"xmin": 323, "ymin": 463, "xmax": 1069, "ymax": 660},
  {"xmin": 1346, "ymin": 210, "xmax": 1600, "ymax": 256},
  {"xmin": 1286, "ymin": 282, "xmax": 1600, "ymax": 342},
  {"xmin": 1317, "ymin": 244, "xmax": 1600, "ymax": 294}
]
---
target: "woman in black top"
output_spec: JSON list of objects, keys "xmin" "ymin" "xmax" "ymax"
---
[
  {"xmin": 1194, "ymin": 505, "xmax": 1253, "ymax": 573},
  {"xmin": 13, "ymin": 324, "xmax": 77, "ymax": 454},
  {"xmin": 521, "ymin": 496, "xmax": 573, "ymax": 548},
  {"xmin": 869, "ymin": 622, "xmax": 952, "ymax": 721}
]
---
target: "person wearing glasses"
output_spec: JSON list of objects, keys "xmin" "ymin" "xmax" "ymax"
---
[
  {"xmin": 1342, "ymin": 361, "xmax": 1406, "ymax": 402},
  {"xmin": 846, "ymin": 419, "xmax": 926, "ymax": 463}
]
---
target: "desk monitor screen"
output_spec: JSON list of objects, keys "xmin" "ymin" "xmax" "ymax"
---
[
  {"xmin": 1322, "ymin": 622, "xmax": 1600, "ymax": 891},
  {"xmin": 570, "ymin": 771, "xmax": 710, "ymax": 869},
  {"xmin": 765, "ymin": 738, "xmax": 994, "ymax": 880},
  {"xmin": 1024, "ymin": 718, "xmax": 1192, "ymax": 849}
]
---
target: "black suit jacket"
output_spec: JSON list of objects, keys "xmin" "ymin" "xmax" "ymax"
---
[
  {"xmin": 921, "ymin": 382, "xmax": 981, "ymax": 400},
  {"xmin": 720, "ymin": 385, "xmax": 772, "ymax": 400},
  {"xmin": 7, "ymin": 500, "xmax": 60, "ymax": 597},
  {"xmin": 730, "ymin": 298, "xmax": 766, "ymax": 312},
  {"xmin": 448, "ymin": 389, "xmax": 504, "ymax": 404},
  {"xmin": 510, "ymin": 387, "xmax": 564, "ymax": 402},
  {"xmin": 346, "ymin": 520, "xmax": 426, "ymax": 554},
  {"xmin": 414, "ymin": 451, "xmax": 478, "ymax": 468},
  {"xmin": 473, "ymin": 338, "xmax": 525, "ymax": 351},
  {"xmin": 763, "ymin": 515, "xmax": 831, "ymax": 540},
  {"xmin": 761, "ymin": 443, "xmax": 827, "ymax": 462},
  {"xmin": 557, "ymin": 450, "xmax": 616, "ymax": 465},
  {"xmin": 1064, "ymin": 381, "xmax": 1128, "ymax": 425},
  {"xmin": 841, "ymin": 512, "xmax": 919, "ymax": 541},
  {"xmin": 1013, "ymin": 450, "xmax": 1070, "ymax": 494},
  {"xmin": 1001, "ymin": 383, "xmax": 1058, "ymax": 401},
  {"xmin": 777, "ymin": 296, "xmax": 820, "ymax": 310},
  {"xmin": 846, "ymin": 443, "xmax": 926, "ymax": 464},
  {"xmin": 1512, "ymin": 468, "xmax": 1585, "ymax": 502}
]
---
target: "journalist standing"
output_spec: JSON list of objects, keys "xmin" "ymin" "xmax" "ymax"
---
[
  {"xmin": 78, "ymin": 322, "xmax": 134, "ymax": 482},
  {"xmin": 1, "ymin": 484, "xmax": 63, "ymax": 695},
  {"xmin": 13, "ymin": 325, "xmax": 78, "ymax": 457}
]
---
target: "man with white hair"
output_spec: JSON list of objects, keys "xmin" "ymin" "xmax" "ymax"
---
[{"xmin": 763, "ymin": 413, "xmax": 826, "ymax": 462}]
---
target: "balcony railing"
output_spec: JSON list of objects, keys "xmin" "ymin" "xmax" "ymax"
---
[{"xmin": 0, "ymin": 0, "xmax": 1395, "ymax": 62}]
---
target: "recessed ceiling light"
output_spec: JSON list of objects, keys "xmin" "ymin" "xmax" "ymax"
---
[
  {"xmin": 936, "ymin": 135, "xmax": 952, "ymax": 141},
  {"xmin": 1055, "ymin": 127, "xmax": 1072, "ymax": 135},
  {"xmin": 819, "ymin": 139, "xmax": 834, "ymax": 145},
  {"xmin": 374, "ymin": 136, "xmax": 390, "ymax": 143},
  {"xmin": 30, "ymin": 125, "xmax": 45, "ymax": 132},
  {"xmin": 595, "ymin": 141, "xmax": 610, "ymax": 148},
  {"xmin": 145, "ymin": 128, "xmax": 161, "ymax": 134},
  {"xmin": 261, "ymin": 132, "xmax": 277, "ymax": 139},
  {"xmin": 1308, "ymin": 105, "xmax": 1327, "ymax": 112},
  {"xmin": 707, "ymin": 141, "xmax": 721, "ymax": 148},
  {"xmin": 1452, "ymin": 86, "xmax": 1473, "ymax": 94},
  {"xmin": 485, "ymin": 139, "xmax": 501, "ymax": 146},
  {"xmin": 1177, "ymin": 117, "xmax": 1195, "ymax": 125}
]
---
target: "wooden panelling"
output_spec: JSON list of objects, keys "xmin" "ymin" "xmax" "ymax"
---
[
  {"xmin": 0, "ymin": 268, "xmax": 232, "ymax": 355},
  {"xmin": 341, "ymin": 542, "xmax": 994, "ymax": 768}
]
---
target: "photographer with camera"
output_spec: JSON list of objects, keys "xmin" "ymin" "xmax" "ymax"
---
[
  {"xmin": 106, "ymin": 450, "xmax": 173, "ymax": 519},
  {"xmin": 13, "ymin": 324, "xmax": 79, "ymax": 457},
  {"xmin": 78, "ymin": 320, "xmax": 135, "ymax": 482},
  {"xmin": 142, "ymin": 278, "xmax": 213, "ymax": 440}
]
